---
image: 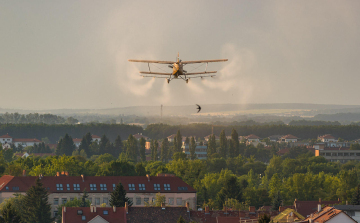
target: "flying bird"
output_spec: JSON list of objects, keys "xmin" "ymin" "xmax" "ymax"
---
[{"xmin": 196, "ymin": 104, "xmax": 201, "ymax": 113}]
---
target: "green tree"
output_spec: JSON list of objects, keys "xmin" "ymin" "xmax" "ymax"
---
[
  {"xmin": 139, "ymin": 137, "xmax": 146, "ymax": 162},
  {"xmin": 56, "ymin": 133, "xmax": 75, "ymax": 156},
  {"xmin": 0, "ymin": 201, "xmax": 21, "ymax": 223},
  {"xmin": 258, "ymin": 213, "xmax": 271, "ymax": 223},
  {"xmin": 65, "ymin": 117, "xmax": 79, "ymax": 124},
  {"xmin": 177, "ymin": 216, "xmax": 186, "ymax": 223},
  {"xmin": 153, "ymin": 140, "xmax": 159, "ymax": 161},
  {"xmin": 161, "ymin": 138, "xmax": 170, "ymax": 163},
  {"xmin": 80, "ymin": 189, "xmax": 89, "ymax": 207},
  {"xmin": 219, "ymin": 130, "xmax": 227, "ymax": 158},
  {"xmin": 175, "ymin": 130, "xmax": 182, "ymax": 153},
  {"xmin": 21, "ymin": 178, "xmax": 53, "ymax": 223},
  {"xmin": 99, "ymin": 135, "xmax": 111, "ymax": 155},
  {"xmin": 126, "ymin": 134, "xmax": 138, "ymax": 162},
  {"xmin": 216, "ymin": 176, "xmax": 242, "ymax": 208},
  {"xmin": 350, "ymin": 143, "xmax": 360, "ymax": 150},
  {"xmin": 79, "ymin": 132, "xmax": 92, "ymax": 156},
  {"xmin": 229, "ymin": 129, "xmax": 239, "ymax": 157},
  {"xmin": 190, "ymin": 136, "xmax": 196, "ymax": 160},
  {"xmin": 135, "ymin": 163, "xmax": 146, "ymax": 176},
  {"xmin": 351, "ymin": 185, "xmax": 360, "ymax": 205},
  {"xmin": 207, "ymin": 134, "xmax": 216, "ymax": 158},
  {"xmin": 114, "ymin": 135, "xmax": 123, "ymax": 156},
  {"xmin": 110, "ymin": 182, "xmax": 132, "ymax": 207},
  {"xmin": 185, "ymin": 137, "xmax": 190, "ymax": 146},
  {"xmin": 271, "ymin": 191, "xmax": 282, "ymax": 211},
  {"xmin": 172, "ymin": 152, "xmax": 187, "ymax": 161},
  {"xmin": 145, "ymin": 193, "xmax": 165, "ymax": 207}
]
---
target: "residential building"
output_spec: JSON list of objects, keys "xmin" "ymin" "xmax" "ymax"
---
[
  {"xmin": 293, "ymin": 198, "xmax": 341, "ymax": 217},
  {"xmin": 204, "ymin": 135, "xmax": 219, "ymax": 142},
  {"xmin": 279, "ymin": 134, "xmax": 299, "ymax": 143},
  {"xmin": 243, "ymin": 134, "xmax": 261, "ymax": 142},
  {"xmin": 318, "ymin": 134, "xmax": 338, "ymax": 143},
  {"xmin": 334, "ymin": 205, "xmax": 360, "ymax": 222},
  {"xmin": 73, "ymin": 135, "xmax": 101, "ymax": 148},
  {"xmin": 315, "ymin": 147, "xmax": 360, "ymax": 163},
  {"xmin": 300, "ymin": 206, "xmax": 356, "ymax": 223},
  {"xmin": 62, "ymin": 205, "xmax": 191, "ymax": 223},
  {"xmin": 133, "ymin": 133, "xmax": 149, "ymax": 141},
  {"xmin": 167, "ymin": 134, "xmax": 176, "ymax": 142},
  {"xmin": 182, "ymin": 144, "xmax": 207, "ymax": 160},
  {"xmin": 0, "ymin": 174, "xmax": 197, "ymax": 218},
  {"xmin": 272, "ymin": 208, "xmax": 305, "ymax": 223},
  {"xmin": 268, "ymin": 135, "xmax": 283, "ymax": 142},
  {"xmin": 0, "ymin": 134, "xmax": 42, "ymax": 149}
]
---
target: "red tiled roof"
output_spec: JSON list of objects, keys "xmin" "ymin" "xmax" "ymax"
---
[
  {"xmin": 245, "ymin": 134, "xmax": 260, "ymax": 139},
  {"xmin": 0, "ymin": 175, "xmax": 196, "ymax": 193},
  {"xmin": 301, "ymin": 206, "xmax": 356, "ymax": 223},
  {"xmin": 127, "ymin": 207, "xmax": 190, "ymax": 223},
  {"xmin": 190, "ymin": 210, "xmax": 278, "ymax": 223},
  {"xmin": 167, "ymin": 134, "xmax": 176, "ymax": 139},
  {"xmin": 318, "ymin": 134, "xmax": 336, "ymax": 139},
  {"xmin": 133, "ymin": 134, "xmax": 149, "ymax": 140},
  {"xmin": 217, "ymin": 217, "xmax": 242, "ymax": 223},
  {"xmin": 73, "ymin": 138, "xmax": 82, "ymax": 143},
  {"xmin": 92, "ymin": 135, "xmax": 101, "ymax": 139},
  {"xmin": 281, "ymin": 134, "xmax": 298, "ymax": 139},
  {"xmin": 294, "ymin": 200, "xmax": 341, "ymax": 217},
  {"xmin": 0, "ymin": 134, "xmax": 12, "ymax": 138},
  {"xmin": 13, "ymin": 138, "xmax": 41, "ymax": 142},
  {"xmin": 62, "ymin": 207, "xmax": 126, "ymax": 223}
]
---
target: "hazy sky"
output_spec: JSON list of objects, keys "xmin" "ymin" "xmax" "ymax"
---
[{"xmin": 1, "ymin": 1, "xmax": 360, "ymax": 110}]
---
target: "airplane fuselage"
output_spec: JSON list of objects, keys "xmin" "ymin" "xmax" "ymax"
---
[{"xmin": 172, "ymin": 62, "xmax": 184, "ymax": 78}]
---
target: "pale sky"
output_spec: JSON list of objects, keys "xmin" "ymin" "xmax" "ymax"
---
[{"xmin": 1, "ymin": 1, "xmax": 360, "ymax": 110}]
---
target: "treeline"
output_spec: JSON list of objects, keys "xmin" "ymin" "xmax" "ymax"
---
[
  {"xmin": 144, "ymin": 123, "xmax": 360, "ymax": 140},
  {"xmin": 0, "ymin": 112, "xmax": 79, "ymax": 124},
  {"xmin": 0, "ymin": 123, "xmax": 142, "ymax": 143}
]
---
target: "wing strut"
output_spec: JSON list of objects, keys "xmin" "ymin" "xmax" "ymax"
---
[
  {"xmin": 205, "ymin": 63, "xmax": 208, "ymax": 72},
  {"xmin": 148, "ymin": 63, "xmax": 151, "ymax": 72}
]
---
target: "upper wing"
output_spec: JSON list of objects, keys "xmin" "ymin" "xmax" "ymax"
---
[
  {"xmin": 128, "ymin": 59, "xmax": 174, "ymax": 64},
  {"xmin": 185, "ymin": 71, "xmax": 217, "ymax": 75},
  {"xmin": 139, "ymin": 71, "xmax": 172, "ymax": 75},
  {"xmin": 181, "ymin": 59, "xmax": 228, "ymax": 64}
]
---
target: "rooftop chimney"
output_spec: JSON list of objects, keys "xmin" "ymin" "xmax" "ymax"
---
[
  {"xmin": 93, "ymin": 206, "xmax": 96, "ymax": 213},
  {"xmin": 125, "ymin": 202, "xmax": 128, "ymax": 213},
  {"xmin": 90, "ymin": 205, "xmax": 94, "ymax": 213},
  {"xmin": 81, "ymin": 174, "xmax": 84, "ymax": 182},
  {"xmin": 185, "ymin": 201, "xmax": 190, "ymax": 212},
  {"xmin": 65, "ymin": 171, "xmax": 69, "ymax": 176},
  {"xmin": 161, "ymin": 203, "xmax": 166, "ymax": 209},
  {"xmin": 22, "ymin": 170, "xmax": 26, "ymax": 177},
  {"xmin": 113, "ymin": 206, "xmax": 116, "ymax": 213},
  {"xmin": 205, "ymin": 206, "xmax": 209, "ymax": 214},
  {"xmin": 346, "ymin": 200, "xmax": 348, "ymax": 205},
  {"xmin": 61, "ymin": 171, "xmax": 65, "ymax": 175},
  {"xmin": 249, "ymin": 206, "xmax": 256, "ymax": 212},
  {"xmin": 224, "ymin": 205, "xmax": 228, "ymax": 214},
  {"xmin": 317, "ymin": 204, "xmax": 321, "ymax": 212},
  {"xmin": 56, "ymin": 172, "xmax": 60, "ymax": 177},
  {"xmin": 146, "ymin": 174, "xmax": 150, "ymax": 182},
  {"xmin": 319, "ymin": 198, "xmax": 322, "ymax": 203}
]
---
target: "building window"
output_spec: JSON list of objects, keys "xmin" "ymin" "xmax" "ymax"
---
[
  {"xmin": 178, "ymin": 187, "xmax": 188, "ymax": 191},
  {"xmin": 95, "ymin": 198, "xmax": 100, "ymax": 205},
  {"xmin": 136, "ymin": 197, "xmax": 141, "ymax": 205},
  {"xmin": 128, "ymin": 184, "xmax": 135, "ymax": 190},
  {"xmin": 103, "ymin": 210, "xmax": 109, "ymax": 215},
  {"xmin": 154, "ymin": 184, "xmax": 160, "ymax": 190},
  {"xmin": 82, "ymin": 216, "xmax": 86, "ymax": 221},
  {"xmin": 54, "ymin": 198, "xmax": 59, "ymax": 205},
  {"xmin": 152, "ymin": 197, "xmax": 155, "ymax": 202},
  {"xmin": 176, "ymin": 198, "xmax": 182, "ymax": 205},
  {"xmin": 100, "ymin": 184, "xmax": 107, "ymax": 191},
  {"xmin": 73, "ymin": 184, "xmax": 80, "ymax": 191},
  {"xmin": 113, "ymin": 184, "xmax": 116, "ymax": 190},
  {"xmin": 12, "ymin": 187, "xmax": 19, "ymax": 191},
  {"xmin": 139, "ymin": 184, "xmax": 145, "ymax": 191},
  {"xmin": 90, "ymin": 184, "xmax": 97, "ymax": 191},
  {"xmin": 77, "ymin": 210, "xmax": 83, "ymax": 215},
  {"xmin": 129, "ymin": 198, "xmax": 133, "ymax": 204},
  {"xmin": 144, "ymin": 198, "xmax": 149, "ymax": 204},
  {"xmin": 168, "ymin": 198, "xmax": 174, "ymax": 205},
  {"xmin": 103, "ymin": 198, "xmax": 108, "ymax": 205},
  {"xmin": 164, "ymin": 184, "xmax": 171, "ymax": 191},
  {"xmin": 5, "ymin": 187, "xmax": 8, "ymax": 190},
  {"xmin": 56, "ymin": 184, "xmax": 63, "ymax": 191},
  {"xmin": 54, "ymin": 211, "xmax": 58, "ymax": 217},
  {"xmin": 70, "ymin": 197, "xmax": 74, "ymax": 201},
  {"xmin": 67, "ymin": 184, "xmax": 70, "ymax": 190},
  {"xmin": 62, "ymin": 198, "xmax": 67, "ymax": 204}
]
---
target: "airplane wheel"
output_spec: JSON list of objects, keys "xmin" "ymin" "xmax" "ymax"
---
[
  {"xmin": 167, "ymin": 79, "xmax": 170, "ymax": 84},
  {"xmin": 186, "ymin": 79, "xmax": 189, "ymax": 84}
]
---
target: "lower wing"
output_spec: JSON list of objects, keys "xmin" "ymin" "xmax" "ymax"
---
[
  {"xmin": 185, "ymin": 71, "xmax": 217, "ymax": 75},
  {"xmin": 139, "ymin": 71, "xmax": 171, "ymax": 75}
]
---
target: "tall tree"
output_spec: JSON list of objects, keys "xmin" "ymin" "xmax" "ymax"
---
[
  {"xmin": 177, "ymin": 216, "xmax": 186, "ymax": 223},
  {"xmin": 190, "ymin": 136, "xmax": 196, "ymax": 160},
  {"xmin": 56, "ymin": 134, "xmax": 75, "ymax": 156},
  {"xmin": 172, "ymin": 137, "xmax": 178, "ymax": 158},
  {"xmin": 216, "ymin": 176, "xmax": 242, "ymax": 208},
  {"xmin": 207, "ymin": 134, "xmax": 217, "ymax": 158},
  {"xmin": 175, "ymin": 130, "xmax": 182, "ymax": 153},
  {"xmin": 0, "ymin": 201, "xmax": 21, "ymax": 223},
  {"xmin": 114, "ymin": 135, "xmax": 123, "ymax": 156},
  {"xmin": 161, "ymin": 138, "xmax": 170, "ymax": 163},
  {"xmin": 185, "ymin": 137, "xmax": 190, "ymax": 146},
  {"xmin": 271, "ymin": 191, "xmax": 282, "ymax": 211},
  {"xmin": 79, "ymin": 132, "xmax": 92, "ymax": 156},
  {"xmin": 126, "ymin": 135, "xmax": 138, "ymax": 162},
  {"xmin": 110, "ymin": 182, "xmax": 132, "ymax": 207},
  {"xmin": 153, "ymin": 140, "xmax": 159, "ymax": 161},
  {"xmin": 219, "ymin": 130, "xmax": 227, "ymax": 158},
  {"xmin": 229, "ymin": 129, "xmax": 239, "ymax": 157},
  {"xmin": 99, "ymin": 135, "xmax": 110, "ymax": 155},
  {"xmin": 21, "ymin": 178, "xmax": 53, "ymax": 223},
  {"xmin": 80, "ymin": 189, "xmax": 89, "ymax": 207},
  {"xmin": 351, "ymin": 185, "xmax": 360, "ymax": 205},
  {"xmin": 139, "ymin": 137, "xmax": 146, "ymax": 162}
]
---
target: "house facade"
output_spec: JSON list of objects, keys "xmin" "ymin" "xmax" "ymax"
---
[
  {"xmin": 182, "ymin": 145, "xmax": 207, "ymax": 160},
  {"xmin": 0, "ymin": 134, "xmax": 42, "ymax": 148},
  {"xmin": 0, "ymin": 174, "xmax": 197, "ymax": 218},
  {"xmin": 73, "ymin": 135, "xmax": 101, "ymax": 148},
  {"xmin": 279, "ymin": 134, "xmax": 298, "ymax": 143}
]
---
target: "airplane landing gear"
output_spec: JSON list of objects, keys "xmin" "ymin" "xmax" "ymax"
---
[
  {"xmin": 186, "ymin": 79, "xmax": 189, "ymax": 84},
  {"xmin": 167, "ymin": 78, "xmax": 170, "ymax": 84}
]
